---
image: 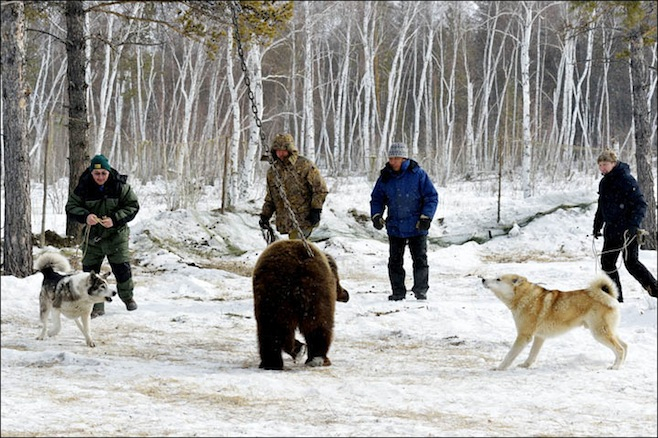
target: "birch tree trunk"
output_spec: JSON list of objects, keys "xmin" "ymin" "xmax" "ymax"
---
[
  {"xmin": 225, "ymin": 27, "xmax": 240, "ymax": 208},
  {"xmin": 93, "ymin": 14, "xmax": 121, "ymax": 154},
  {"xmin": 1, "ymin": 0, "xmax": 33, "ymax": 277},
  {"xmin": 301, "ymin": 1, "xmax": 315, "ymax": 162},
  {"xmin": 239, "ymin": 44, "xmax": 264, "ymax": 201},
  {"xmin": 27, "ymin": 26, "xmax": 67, "ymax": 170},
  {"xmin": 333, "ymin": 6, "xmax": 352, "ymax": 172},
  {"xmin": 474, "ymin": 2, "xmax": 511, "ymax": 168},
  {"xmin": 520, "ymin": 1, "xmax": 533, "ymax": 199},
  {"xmin": 411, "ymin": 12, "xmax": 434, "ymax": 158},
  {"xmin": 359, "ymin": 0, "xmax": 376, "ymax": 172},
  {"xmin": 378, "ymin": 2, "xmax": 417, "ymax": 154},
  {"xmin": 171, "ymin": 40, "xmax": 206, "ymax": 209}
]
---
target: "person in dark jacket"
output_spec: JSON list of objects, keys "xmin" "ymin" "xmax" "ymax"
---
[
  {"xmin": 66, "ymin": 154, "xmax": 140, "ymax": 317},
  {"xmin": 259, "ymin": 133, "xmax": 328, "ymax": 240},
  {"xmin": 370, "ymin": 142, "xmax": 439, "ymax": 301},
  {"xmin": 593, "ymin": 149, "xmax": 657, "ymax": 302}
]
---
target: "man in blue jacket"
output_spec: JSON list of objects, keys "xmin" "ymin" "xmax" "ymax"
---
[
  {"xmin": 370, "ymin": 142, "xmax": 439, "ymax": 301},
  {"xmin": 593, "ymin": 149, "xmax": 657, "ymax": 302}
]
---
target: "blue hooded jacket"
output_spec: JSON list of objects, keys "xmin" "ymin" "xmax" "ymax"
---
[{"xmin": 370, "ymin": 159, "xmax": 438, "ymax": 238}]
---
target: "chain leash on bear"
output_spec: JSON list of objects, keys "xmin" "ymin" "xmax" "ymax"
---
[{"xmin": 230, "ymin": 1, "xmax": 313, "ymax": 257}]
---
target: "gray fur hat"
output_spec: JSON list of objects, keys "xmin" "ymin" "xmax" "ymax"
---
[{"xmin": 388, "ymin": 142, "xmax": 408, "ymax": 158}]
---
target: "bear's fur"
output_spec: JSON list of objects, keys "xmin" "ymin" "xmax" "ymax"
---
[{"xmin": 252, "ymin": 239, "xmax": 349, "ymax": 370}]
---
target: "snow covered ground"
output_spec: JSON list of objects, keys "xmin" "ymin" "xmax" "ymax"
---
[{"xmin": 2, "ymin": 174, "xmax": 656, "ymax": 437}]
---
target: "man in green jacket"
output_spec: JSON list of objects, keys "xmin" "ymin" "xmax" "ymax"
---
[{"xmin": 66, "ymin": 154, "xmax": 140, "ymax": 318}]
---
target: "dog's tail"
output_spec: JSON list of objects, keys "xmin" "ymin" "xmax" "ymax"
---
[
  {"xmin": 588, "ymin": 274, "xmax": 619, "ymax": 302},
  {"xmin": 34, "ymin": 252, "xmax": 71, "ymax": 275}
]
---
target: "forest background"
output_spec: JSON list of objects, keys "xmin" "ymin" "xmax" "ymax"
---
[{"xmin": 1, "ymin": 1, "xmax": 657, "ymax": 275}]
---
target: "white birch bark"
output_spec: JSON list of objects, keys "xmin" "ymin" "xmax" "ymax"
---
[
  {"xmin": 359, "ymin": 0, "xmax": 376, "ymax": 170},
  {"xmin": 302, "ymin": 1, "xmax": 315, "ymax": 162},
  {"xmin": 378, "ymin": 2, "xmax": 418, "ymax": 154},
  {"xmin": 333, "ymin": 10, "xmax": 352, "ymax": 171},
  {"xmin": 109, "ymin": 78, "xmax": 125, "ymax": 163},
  {"xmin": 411, "ymin": 14, "xmax": 434, "ymax": 157},
  {"xmin": 520, "ymin": 1, "xmax": 533, "ymax": 198},
  {"xmin": 91, "ymin": 4, "xmax": 141, "ymax": 155},
  {"xmin": 475, "ymin": 2, "xmax": 512, "ymax": 166},
  {"xmin": 27, "ymin": 29, "xmax": 67, "ymax": 162},
  {"xmin": 239, "ymin": 44, "xmax": 263, "ymax": 201},
  {"xmin": 225, "ymin": 27, "xmax": 240, "ymax": 206}
]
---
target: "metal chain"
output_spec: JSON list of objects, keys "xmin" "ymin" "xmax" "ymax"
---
[{"xmin": 230, "ymin": 1, "xmax": 313, "ymax": 257}]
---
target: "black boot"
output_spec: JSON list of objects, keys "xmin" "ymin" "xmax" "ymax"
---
[
  {"xmin": 647, "ymin": 282, "xmax": 657, "ymax": 298},
  {"xmin": 91, "ymin": 302, "xmax": 105, "ymax": 318},
  {"xmin": 124, "ymin": 298, "xmax": 138, "ymax": 311}
]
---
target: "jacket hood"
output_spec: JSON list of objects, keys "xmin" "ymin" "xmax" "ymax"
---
[{"xmin": 607, "ymin": 161, "xmax": 631, "ymax": 178}]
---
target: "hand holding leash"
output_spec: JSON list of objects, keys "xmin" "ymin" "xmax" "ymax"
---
[
  {"xmin": 86, "ymin": 214, "xmax": 112, "ymax": 228},
  {"xmin": 98, "ymin": 216, "xmax": 113, "ymax": 228}
]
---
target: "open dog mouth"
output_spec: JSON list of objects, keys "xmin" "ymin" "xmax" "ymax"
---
[{"xmin": 105, "ymin": 291, "xmax": 117, "ymax": 302}]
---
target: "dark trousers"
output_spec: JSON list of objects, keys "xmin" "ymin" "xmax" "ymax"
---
[
  {"xmin": 388, "ymin": 235, "xmax": 429, "ymax": 298},
  {"xmin": 601, "ymin": 231, "xmax": 657, "ymax": 302}
]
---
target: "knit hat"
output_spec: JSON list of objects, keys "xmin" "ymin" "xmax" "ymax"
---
[
  {"xmin": 597, "ymin": 149, "xmax": 617, "ymax": 163},
  {"xmin": 388, "ymin": 142, "xmax": 408, "ymax": 158},
  {"xmin": 89, "ymin": 154, "xmax": 111, "ymax": 171}
]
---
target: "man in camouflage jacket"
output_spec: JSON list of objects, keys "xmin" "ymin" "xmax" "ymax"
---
[{"xmin": 259, "ymin": 133, "xmax": 328, "ymax": 239}]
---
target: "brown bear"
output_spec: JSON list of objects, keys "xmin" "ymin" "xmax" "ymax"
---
[{"xmin": 252, "ymin": 239, "xmax": 349, "ymax": 370}]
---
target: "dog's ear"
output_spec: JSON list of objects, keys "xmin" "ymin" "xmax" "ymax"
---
[{"xmin": 101, "ymin": 271, "xmax": 111, "ymax": 280}]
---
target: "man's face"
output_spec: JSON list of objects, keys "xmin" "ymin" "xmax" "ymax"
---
[
  {"xmin": 388, "ymin": 157, "xmax": 405, "ymax": 172},
  {"xmin": 598, "ymin": 161, "xmax": 615, "ymax": 175},
  {"xmin": 275, "ymin": 149, "xmax": 290, "ymax": 161},
  {"xmin": 91, "ymin": 169, "xmax": 110, "ymax": 185}
]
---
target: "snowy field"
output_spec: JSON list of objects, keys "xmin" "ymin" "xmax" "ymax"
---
[{"xmin": 1, "ymin": 174, "xmax": 656, "ymax": 437}]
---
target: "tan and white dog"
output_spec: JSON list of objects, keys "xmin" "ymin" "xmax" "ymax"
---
[
  {"xmin": 481, "ymin": 274, "xmax": 627, "ymax": 370},
  {"xmin": 35, "ymin": 252, "xmax": 115, "ymax": 347}
]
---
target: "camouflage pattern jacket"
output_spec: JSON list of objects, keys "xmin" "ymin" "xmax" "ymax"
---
[{"xmin": 261, "ymin": 152, "xmax": 328, "ymax": 234}]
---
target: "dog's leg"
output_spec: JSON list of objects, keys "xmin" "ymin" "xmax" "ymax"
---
[
  {"xmin": 37, "ymin": 307, "xmax": 50, "ymax": 341},
  {"xmin": 519, "ymin": 336, "xmax": 545, "ymax": 368},
  {"xmin": 496, "ymin": 334, "xmax": 532, "ymax": 370},
  {"xmin": 77, "ymin": 314, "xmax": 96, "ymax": 347},
  {"xmin": 591, "ymin": 330, "xmax": 627, "ymax": 370},
  {"xmin": 47, "ymin": 309, "xmax": 62, "ymax": 337}
]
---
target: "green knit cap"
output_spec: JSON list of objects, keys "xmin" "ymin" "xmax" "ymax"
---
[{"xmin": 90, "ymin": 154, "xmax": 111, "ymax": 171}]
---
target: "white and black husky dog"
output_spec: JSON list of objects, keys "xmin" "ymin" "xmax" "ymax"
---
[{"xmin": 35, "ymin": 252, "xmax": 115, "ymax": 347}]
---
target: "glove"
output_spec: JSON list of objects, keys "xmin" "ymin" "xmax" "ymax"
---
[
  {"xmin": 416, "ymin": 215, "xmax": 431, "ymax": 231},
  {"xmin": 308, "ymin": 209, "xmax": 322, "ymax": 226},
  {"xmin": 626, "ymin": 227, "xmax": 638, "ymax": 239},
  {"xmin": 372, "ymin": 214, "xmax": 385, "ymax": 230},
  {"xmin": 259, "ymin": 215, "xmax": 271, "ymax": 230}
]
